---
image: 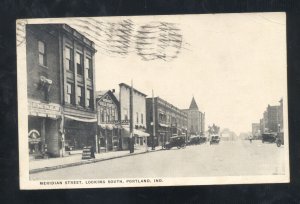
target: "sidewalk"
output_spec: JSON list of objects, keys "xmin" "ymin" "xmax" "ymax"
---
[{"xmin": 29, "ymin": 147, "xmax": 161, "ymax": 174}]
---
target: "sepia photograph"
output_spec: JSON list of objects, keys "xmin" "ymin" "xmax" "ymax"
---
[{"xmin": 17, "ymin": 12, "xmax": 289, "ymax": 189}]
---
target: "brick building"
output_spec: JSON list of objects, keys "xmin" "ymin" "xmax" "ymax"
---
[
  {"xmin": 26, "ymin": 24, "xmax": 97, "ymax": 159},
  {"xmin": 182, "ymin": 97, "xmax": 205, "ymax": 138},
  {"xmin": 146, "ymin": 97, "xmax": 188, "ymax": 147},
  {"xmin": 259, "ymin": 99, "xmax": 284, "ymax": 135}
]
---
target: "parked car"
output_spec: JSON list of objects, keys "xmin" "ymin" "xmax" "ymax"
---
[
  {"xmin": 210, "ymin": 135, "xmax": 220, "ymax": 145},
  {"xmin": 262, "ymin": 133, "xmax": 276, "ymax": 143},
  {"xmin": 165, "ymin": 136, "xmax": 186, "ymax": 149},
  {"xmin": 188, "ymin": 135, "xmax": 200, "ymax": 145}
]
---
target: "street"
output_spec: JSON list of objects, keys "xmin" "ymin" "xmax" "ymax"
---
[{"xmin": 30, "ymin": 140, "xmax": 285, "ymax": 180}]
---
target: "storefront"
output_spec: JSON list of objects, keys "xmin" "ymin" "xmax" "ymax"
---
[
  {"xmin": 121, "ymin": 126, "xmax": 150, "ymax": 150},
  {"xmin": 28, "ymin": 100, "xmax": 62, "ymax": 159},
  {"xmin": 98, "ymin": 123, "xmax": 121, "ymax": 152},
  {"xmin": 63, "ymin": 115, "xmax": 97, "ymax": 153}
]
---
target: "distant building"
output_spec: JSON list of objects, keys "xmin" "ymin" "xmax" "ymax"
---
[
  {"xmin": 119, "ymin": 83, "xmax": 149, "ymax": 150},
  {"xmin": 259, "ymin": 99, "xmax": 283, "ymax": 134},
  {"xmin": 252, "ymin": 123, "xmax": 260, "ymax": 138},
  {"xmin": 182, "ymin": 97, "xmax": 205, "ymax": 138},
  {"xmin": 146, "ymin": 97, "xmax": 188, "ymax": 147},
  {"xmin": 26, "ymin": 24, "xmax": 97, "ymax": 159},
  {"xmin": 96, "ymin": 90, "xmax": 120, "ymax": 152}
]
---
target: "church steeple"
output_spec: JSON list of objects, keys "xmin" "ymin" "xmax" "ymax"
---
[{"xmin": 189, "ymin": 96, "xmax": 199, "ymax": 110}]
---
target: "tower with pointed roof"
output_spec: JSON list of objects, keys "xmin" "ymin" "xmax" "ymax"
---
[
  {"xmin": 182, "ymin": 97, "xmax": 205, "ymax": 137},
  {"xmin": 189, "ymin": 96, "xmax": 199, "ymax": 110}
]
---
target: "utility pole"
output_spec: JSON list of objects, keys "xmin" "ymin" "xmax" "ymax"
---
[
  {"xmin": 152, "ymin": 89, "xmax": 155, "ymax": 150},
  {"xmin": 129, "ymin": 80, "xmax": 134, "ymax": 153}
]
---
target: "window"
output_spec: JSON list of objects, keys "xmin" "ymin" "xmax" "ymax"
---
[
  {"xmin": 112, "ymin": 108, "xmax": 115, "ymax": 121},
  {"xmin": 38, "ymin": 41, "xmax": 46, "ymax": 66},
  {"xmin": 141, "ymin": 113, "xmax": 143, "ymax": 124},
  {"xmin": 136, "ymin": 112, "xmax": 139, "ymax": 123},
  {"xmin": 66, "ymin": 83, "xmax": 75, "ymax": 105},
  {"xmin": 101, "ymin": 109, "xmax": 105, "ymax": 123},
  {"xmin": 85, "ymin": 57, "xmax": 93, "ymax": 79},
  {"xmin": 65, "ymin": 47, "xmax": 73, "ymax": 71},
  {"xmin": 76, "ymin": 52, "xmax": 83, "ymax": 75},
  {"xmin": 124, "ymin": 109, "xmax": 128, "ymax": 121},
  {"xmin": 86, "ymin": 89, "xmax": 93, "ymax": 108},
  {"xmin": 77, "ymin": 86, "xmax": 84, "ymax": 107}
]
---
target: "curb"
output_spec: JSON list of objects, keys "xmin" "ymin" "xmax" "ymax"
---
[{"xmin": 30, "ymin": 149, "xmax": 162, "ymax": 174}]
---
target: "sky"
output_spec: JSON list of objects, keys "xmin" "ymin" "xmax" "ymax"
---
[{"xmin": 21, "ymin": 13, "xmax": 287, "ymax": 134}]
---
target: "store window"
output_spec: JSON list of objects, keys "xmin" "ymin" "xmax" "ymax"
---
[
  {"xmin": 65, "ymin": 47, "xmax": 73, "ymax": 71},
  {"xmin": 76, "ymin": 52, "xmax": 83, "ymax": 75},
  {"xmin": 77, "ymin": 86, "xmax": 84, "ymax": 107},
  {"xmin": 38, "ymin": 41, "xmax": 46, "ymax": 66}
]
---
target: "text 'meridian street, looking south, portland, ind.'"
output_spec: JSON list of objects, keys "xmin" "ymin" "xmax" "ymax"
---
[{"xmin": 17, "ymin": 12, "xmax": 289, "ymax": 189}]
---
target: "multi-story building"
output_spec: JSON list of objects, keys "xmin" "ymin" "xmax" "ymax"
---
[
  {"xmin": 96, "ymin": 90, "xmax": 120, "ymax": 152},
  {"xmin": 182, "ymin": 97, "xmax": 205, "ymax": 138},
  {"xmin": 146, "ymin": 97, "xmax": 188, "ymax": 147},
  {"xmin": 26, "ymin": 24, "xmax": 97, "ymax": 159},
  {"xmin": 119, "ymin": 83, "xmax": 149, "ymax": 150},
  {"xmin": 259, "ymin": 99, "xmax": 284, "ymax": 135}
]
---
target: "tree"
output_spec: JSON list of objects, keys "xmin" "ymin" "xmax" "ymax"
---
[{"xmin": 208, "ymin": 124, "xmax": 220, "ymax": 135}]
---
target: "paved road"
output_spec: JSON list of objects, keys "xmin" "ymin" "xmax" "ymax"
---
[{"xmin": 30, "ymin": 140, "xmax": 285, "ymax": 180}]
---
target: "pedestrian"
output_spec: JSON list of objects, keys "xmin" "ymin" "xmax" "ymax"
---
[
  {"xmin": 90, "ymin": 145, "xmax": 95, "ymax": 159},
  {"xmin": 249, "ymin": 135, "xmax": 253, "ymax": 143}
]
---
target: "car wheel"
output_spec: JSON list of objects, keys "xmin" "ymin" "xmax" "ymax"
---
[{"xmin": 277, "ymin": 140, "xmax": 281, "ymax": 147}]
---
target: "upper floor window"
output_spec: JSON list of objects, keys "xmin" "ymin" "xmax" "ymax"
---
[
  {"xmin": 76, "ymin": 52, "xmax": 83, "ymax": 75},
  {"xmin": 65, "ymin": 47, "xmax": 73, "ymax": 71},
  {"xmin": 86, "ymin": 89, "xmax": 93, "ymax": 109},
  {"xmin": 136, "ymin": 112, "xmax": 139, "ymax": 123},
  {"xmin": 124, "ymin": 109, "xmax": 128, "ymax": 121},
  {"xmin": 66, "ymin": 83, "xmax": 75, "ymax": 105},
  {"xmin": 101, "ymin": 107, "xmax": 105, "ymax": 123},
  {"xmin": 38, "ymin": 41, "xmax": 46, "ymax": 66},
  {"xmin": 141, "ymin": 113, "xmax": 143, "ymax": 124},
  {"xmin": 77, "ymin": 86, "xmax": 84, "ymax": 107},
  {"xmin": 85, "ymin": 57, "xmax": 93, "ymax": 79}
]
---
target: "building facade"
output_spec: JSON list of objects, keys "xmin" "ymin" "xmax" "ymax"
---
[
  {"xmin": 119, "ymin": 83, "xmax": 149, "ymax": 150},
  {"xmin": 96, "ymin": 90, "xmax": 121, "ymax": 152},
  {"xmin": 182, "ymin": 97, "xmax": 205, "ymax": 138},
  {"xmin": 259, "ymin": 99, "xmax": 284, "ymax": 135},
  {"xmin": 146, "ymin": 97, "xmax": 188, "ymax": 147},
  {"xmin": 26, "ymin": 24, "xmax": 97, "ymax": 159}
]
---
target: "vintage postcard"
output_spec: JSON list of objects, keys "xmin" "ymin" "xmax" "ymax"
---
[{"xmin": 17, "ymin": 12, "xmax": 289, "ymax": 189}]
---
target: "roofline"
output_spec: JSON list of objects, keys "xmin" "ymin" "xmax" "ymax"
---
[{"xmin": 119, "ymin": 83, "xmax": 147, "ymax": 97}]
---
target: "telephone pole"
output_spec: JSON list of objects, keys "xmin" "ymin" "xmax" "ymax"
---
[{"xmin": 152, "ymin": 89, "xmax": 155, "ymax": 150}]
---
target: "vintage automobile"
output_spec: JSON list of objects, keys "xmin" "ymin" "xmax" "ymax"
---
[
  {"xmin": 275, "ymin": 132, "xmax": 284, "ymax": 147},
  {"xmin": 188, "ymin": 135, "xmax": 200, "ymax": 145},
  {"xmin": 262, "ymin": 133, "xmax": 276, "ymax": 143},
  {"xmin": 165, "ymin": 135, "xmax": 186, "ymax": 149},
  {"xmin": 199, "ymin": 135, "xmax": 208, "ymax": 144},
  {"xmin": 210, "ymin": 135, "xmax": 220, "ymax": 145}
]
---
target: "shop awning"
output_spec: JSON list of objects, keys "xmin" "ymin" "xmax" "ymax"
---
[
  {"xmin": 134, "ymin": 129, "xmax": 150, "ymax": 137},
  {"xmin": 159, "ymin": 123, "xmax": 169, "ymax": 128},
  {"xmin": 64, "ymin": 115, "xmax": 97, "ymax": 123},
  {"xmin": 122, "ymin": 127, "xmax": 150, "ymax": 137}
]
